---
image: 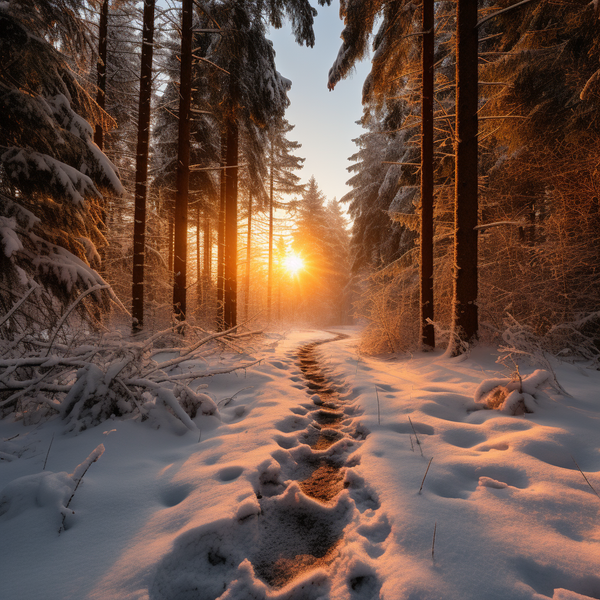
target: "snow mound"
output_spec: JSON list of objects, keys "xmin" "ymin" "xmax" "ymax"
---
[{"xmin": 474, "ymin": 369, "xmax": 554, "ymax": 414}]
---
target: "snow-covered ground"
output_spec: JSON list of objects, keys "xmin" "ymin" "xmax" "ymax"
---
[{"xmin": 1, "ymin": 328, "xmax": 599, "ymax": 600}]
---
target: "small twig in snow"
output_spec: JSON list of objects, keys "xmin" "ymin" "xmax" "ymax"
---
[
  {"xmin": 218, "ymin": 386, "xmax": 254, "ymax": 408},
  {"xmin": 375, "ymin": 387, "xmax": 381, "ymax": 425},
  {"xmin": 408, "ymin": 416, "xmax": 424, "ymax": 457},
  {"xmin": 572, "ymin": 455, "xmax": 600, "ymax": 501},
  {"xmin": 432, "ymin": 522, "xmax": 437, "ymax": 561},
  {"xmin": 419, "ymin": 457, "xmax": 433, "ymax": 494},
  {"xmin": 43, "ymin": 434, "xmax": 54, "ymax": 471},
  {"xmin": 59, "ymin": 444, "xmax": 105, "ymax": 534}
]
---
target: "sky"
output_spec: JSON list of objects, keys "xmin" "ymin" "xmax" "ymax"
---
[{"xmin": 267, "ymin": 2, "xmax": 371, "ymax": 203}]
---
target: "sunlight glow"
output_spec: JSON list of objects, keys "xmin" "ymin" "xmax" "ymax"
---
[{"xmin": 284, "ymin": 253, "xmax": 304, "ymax": 275}]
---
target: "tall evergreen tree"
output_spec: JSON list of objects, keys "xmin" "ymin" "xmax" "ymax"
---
[
  {"xmin": 292, "ymin": 177, "xmax": 351, "ymax": 324},
  {"xmin": 0, "ymin": 0, "xmax": 123, "ymax": 330},
  {"xmin": 203, "ymin": 0, "xmax": 327, "ymax": 329}
]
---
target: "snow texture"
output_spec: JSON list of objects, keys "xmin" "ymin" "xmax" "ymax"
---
[{"xmin": 1, "ymin": 329, "xmax": 599, "ymax": 600}]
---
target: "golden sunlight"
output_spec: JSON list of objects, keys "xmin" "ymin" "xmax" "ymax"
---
[{"xmin": 284, "ymin": 253, "xmax": 304, "ymax": 275}]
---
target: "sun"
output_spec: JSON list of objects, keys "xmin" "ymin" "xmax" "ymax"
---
[{"xmin": 284, "ymin": 253, "xmax": 304, "ymax": 275}]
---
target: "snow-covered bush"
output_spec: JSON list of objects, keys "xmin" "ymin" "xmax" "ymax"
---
[
  {"xmin": 0, "ymin": 323, "xmax": 258, "ymax": 433},
  {"xmin": 0, "ymin": 443, "xmax": 104, "ymax": 532},
  {"xmin": 474, "ymin": 369, "xmax": 556, "ymax": 415}
]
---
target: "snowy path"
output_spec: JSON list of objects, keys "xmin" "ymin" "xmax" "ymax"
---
[
  {"xmin": 149, "ymin": 331, "xmax": 386, "ymax": 599},
  {"xmin": 1, "ymin": 328, "xmax": 600, "ymax": 600}
]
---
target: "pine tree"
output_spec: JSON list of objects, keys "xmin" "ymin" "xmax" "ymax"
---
[
  {"xmin": 0, "ymin": 0, "xmax": 123, "ymax": 331},
  {"xmin": 292, "ymin": 177, "xmax": 350, "ymax": 324},
  {"xmin": 202, "ymin": 0, "xmax": 325, "ymax": 329}
]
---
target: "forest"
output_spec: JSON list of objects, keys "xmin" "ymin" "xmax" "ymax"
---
[{"xmin": 1, "ymin": 2, "xmax": 600, "ymax": 599}]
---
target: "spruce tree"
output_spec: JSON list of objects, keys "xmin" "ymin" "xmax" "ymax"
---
[{"xmin": 0, "ymin": 0, "xmax": 123, "ymax": 330}]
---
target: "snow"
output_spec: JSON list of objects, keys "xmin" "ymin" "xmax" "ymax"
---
[
  {"xmin": 0, "ymin": 216, "xmax": 23, "ymax": 258},
  {"xmin": 1, "ymin": 329, "xmax": 599, "ymax": 600}
]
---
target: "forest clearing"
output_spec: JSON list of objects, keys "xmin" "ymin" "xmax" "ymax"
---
[{"xmin": 2, "ymin": 0, "xmax": 600, "ymax": 598}]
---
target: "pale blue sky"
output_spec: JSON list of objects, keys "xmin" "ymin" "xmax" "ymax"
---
[{"xmin": 267, "ymin": 1, "xmax": 371, "ymax": 203}]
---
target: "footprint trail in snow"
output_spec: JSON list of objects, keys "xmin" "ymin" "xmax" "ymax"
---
[{"xmin": 150, "ymin": 332, "xmax": 387, "ymax": 600}]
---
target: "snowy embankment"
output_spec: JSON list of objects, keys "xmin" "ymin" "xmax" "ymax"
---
[{"xmin": 1, "ymin": 329, "xmax": 599, "ymax": 600}]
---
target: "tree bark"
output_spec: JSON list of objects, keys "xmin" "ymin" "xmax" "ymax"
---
[
  {"xmin": 223, "ymin": 90, "xmax": 239, "ymax": 330},
  {"xmin": 420, "ymin": 0, "xmax": 435, "ymax": 350},
  {"xmin": 216, "ymin": 129, "xmax": 226, "ymax": 331},
  {"xmin": 244, "ymin": 192, "xmax": 252, "ymax": 322},
  {"xmin": 94, "ymin": 0, "xmax": 109, "ymax": 279},
  {"xmin": 196, "ymin": 203, "xmax": 201, "ymax": 308},
  {"xmin": 172, "ymin": 0, "xmax": 193, "ymax": 322},
  {"xmin": 131, "ymin": 0, "xmax": 155, "ymax": 331},
  {"xmin": 168, "ymin": 209, "xmax": 174, "ymax": 273},
  {"xmin": 203, "ymin": 211, "xmax": 210, "ymax": 303},
  {"xmin": 94, "ymin": 0, "xmax": 108, "ymax": 150},
  {"xmin": 451, "ymin": 0, "xmax": 479, "ymax": 352},
  {"xmin": 267, "ymin": 141, "xmax": 274, "ymax": 321}
]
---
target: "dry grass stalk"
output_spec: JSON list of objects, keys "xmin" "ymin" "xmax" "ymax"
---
[
  {"xmin": 571, "ymin": 455, "xmax": 600, "ymax": 501},
  {"xmin": 408, "ymin": 416, "xmax": 424, "ymax": 456},
  {"xmin": 419, "ymin": 457, "xmax": 433, "ymax": 494}
]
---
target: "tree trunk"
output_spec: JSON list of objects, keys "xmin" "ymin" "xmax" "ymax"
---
[
  {"xmin": 94, "ymin": 0, "xmax": 108, "ymax": 150},
  {"xmin": 197, "ymin": 203, "xmax": 201, "ymax": 309},
  {"xmin": 172, "ymin": 0, "xmax": 193, "ymax": 322},
  {"xmin": 244, "ymin": 192, "xmax": 252, "ymax": 322},
  {"xmin": 223, "ymin": 88, "xmax": 239, "ymax": 330},
  {"xmin": 168, "ymin": 209, "xmax": 174, "ymax": 273},
  {"xmin": 277, "ymin": 268, "xmax": 281, "ymax": 322},
  {"xmin": 420, "ymin": 0, "xmax": 435, "ymax": 350},
  {"xmin": 131, "ymin": 0, "xmax": 155, "ymax": 331},
  {"xmin": 203, "ymin": 211, "xmax": 211, "ymax": 304},
  {"xmin": 451, "ymin": 0, "xmax": 479, "ymax": 352},
  {"xmin": 94, "ymin": 0, "xmax": 109, "ymax": 278},
  {"xmin": 216, "ymin": 129, "xmax": 226, "ymax": 331},
  {"xmin": 267, "ymin": 142, "xmax": 274, "ymax": 321}
]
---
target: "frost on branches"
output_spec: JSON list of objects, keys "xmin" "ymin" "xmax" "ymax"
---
[
  {"xmin": 0, "ymin": 323, "xmax": 262, "ymax": 433},
  {"xmin": 0, "ymin": 2, "xmax": 123, "ymax": 331}
]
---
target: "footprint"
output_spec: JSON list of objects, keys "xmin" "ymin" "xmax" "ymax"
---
[
  {"xmin": 270, "ymin": 361, "xmax": 287, "ymax": 370},
  {"xmin": 357, "ymin": 513, "xmax": 391, "ymax": 544},
  {"xmin": 275, "ymin": 414, "xmax": 311, "ymax": 433},
  {"xmin": 374, "ymin": 384, "xmax": 396, "ymax": 392},
  {"xmin": 159, "ymin": 484, "xmax": 192, "ymax": 508},
  {"xmin": 274, "ymin": 435, "xmax": 299, "ymax": 450},
  {"xmin": 429, "ymin": 464, "xmax": 529, "ymax": 499},
  {"xmin": 204, "ymin": 452, "xmax": 224, "ymax": 466},
  {"xmin": 515, "ymin": 557, "xmax": 600, "ymax": 600},
  {"xmin": 521, "ymin": 440, "xmax": 599, "ymax": 472},
  {"xmin": 421, "ymin": 402, "xmax": 467, "ymax": 423},
  {"xmin": 441, "ymin": 428, "xmax": 487, "ymax": 448},
  {"xmin": 290, "ymin": 406, "xmax": 308, "ymax": 416},
  {"xmin": 345, "ymin": 471, "xmax": 380, "ymax": 511},
  {"xmin": 348, "ymin": 567, "xmax": 382, "ymax": 599},
  {"xmin": 216, "ymin": 466, "xmax": 244, "ymax": 482}
]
